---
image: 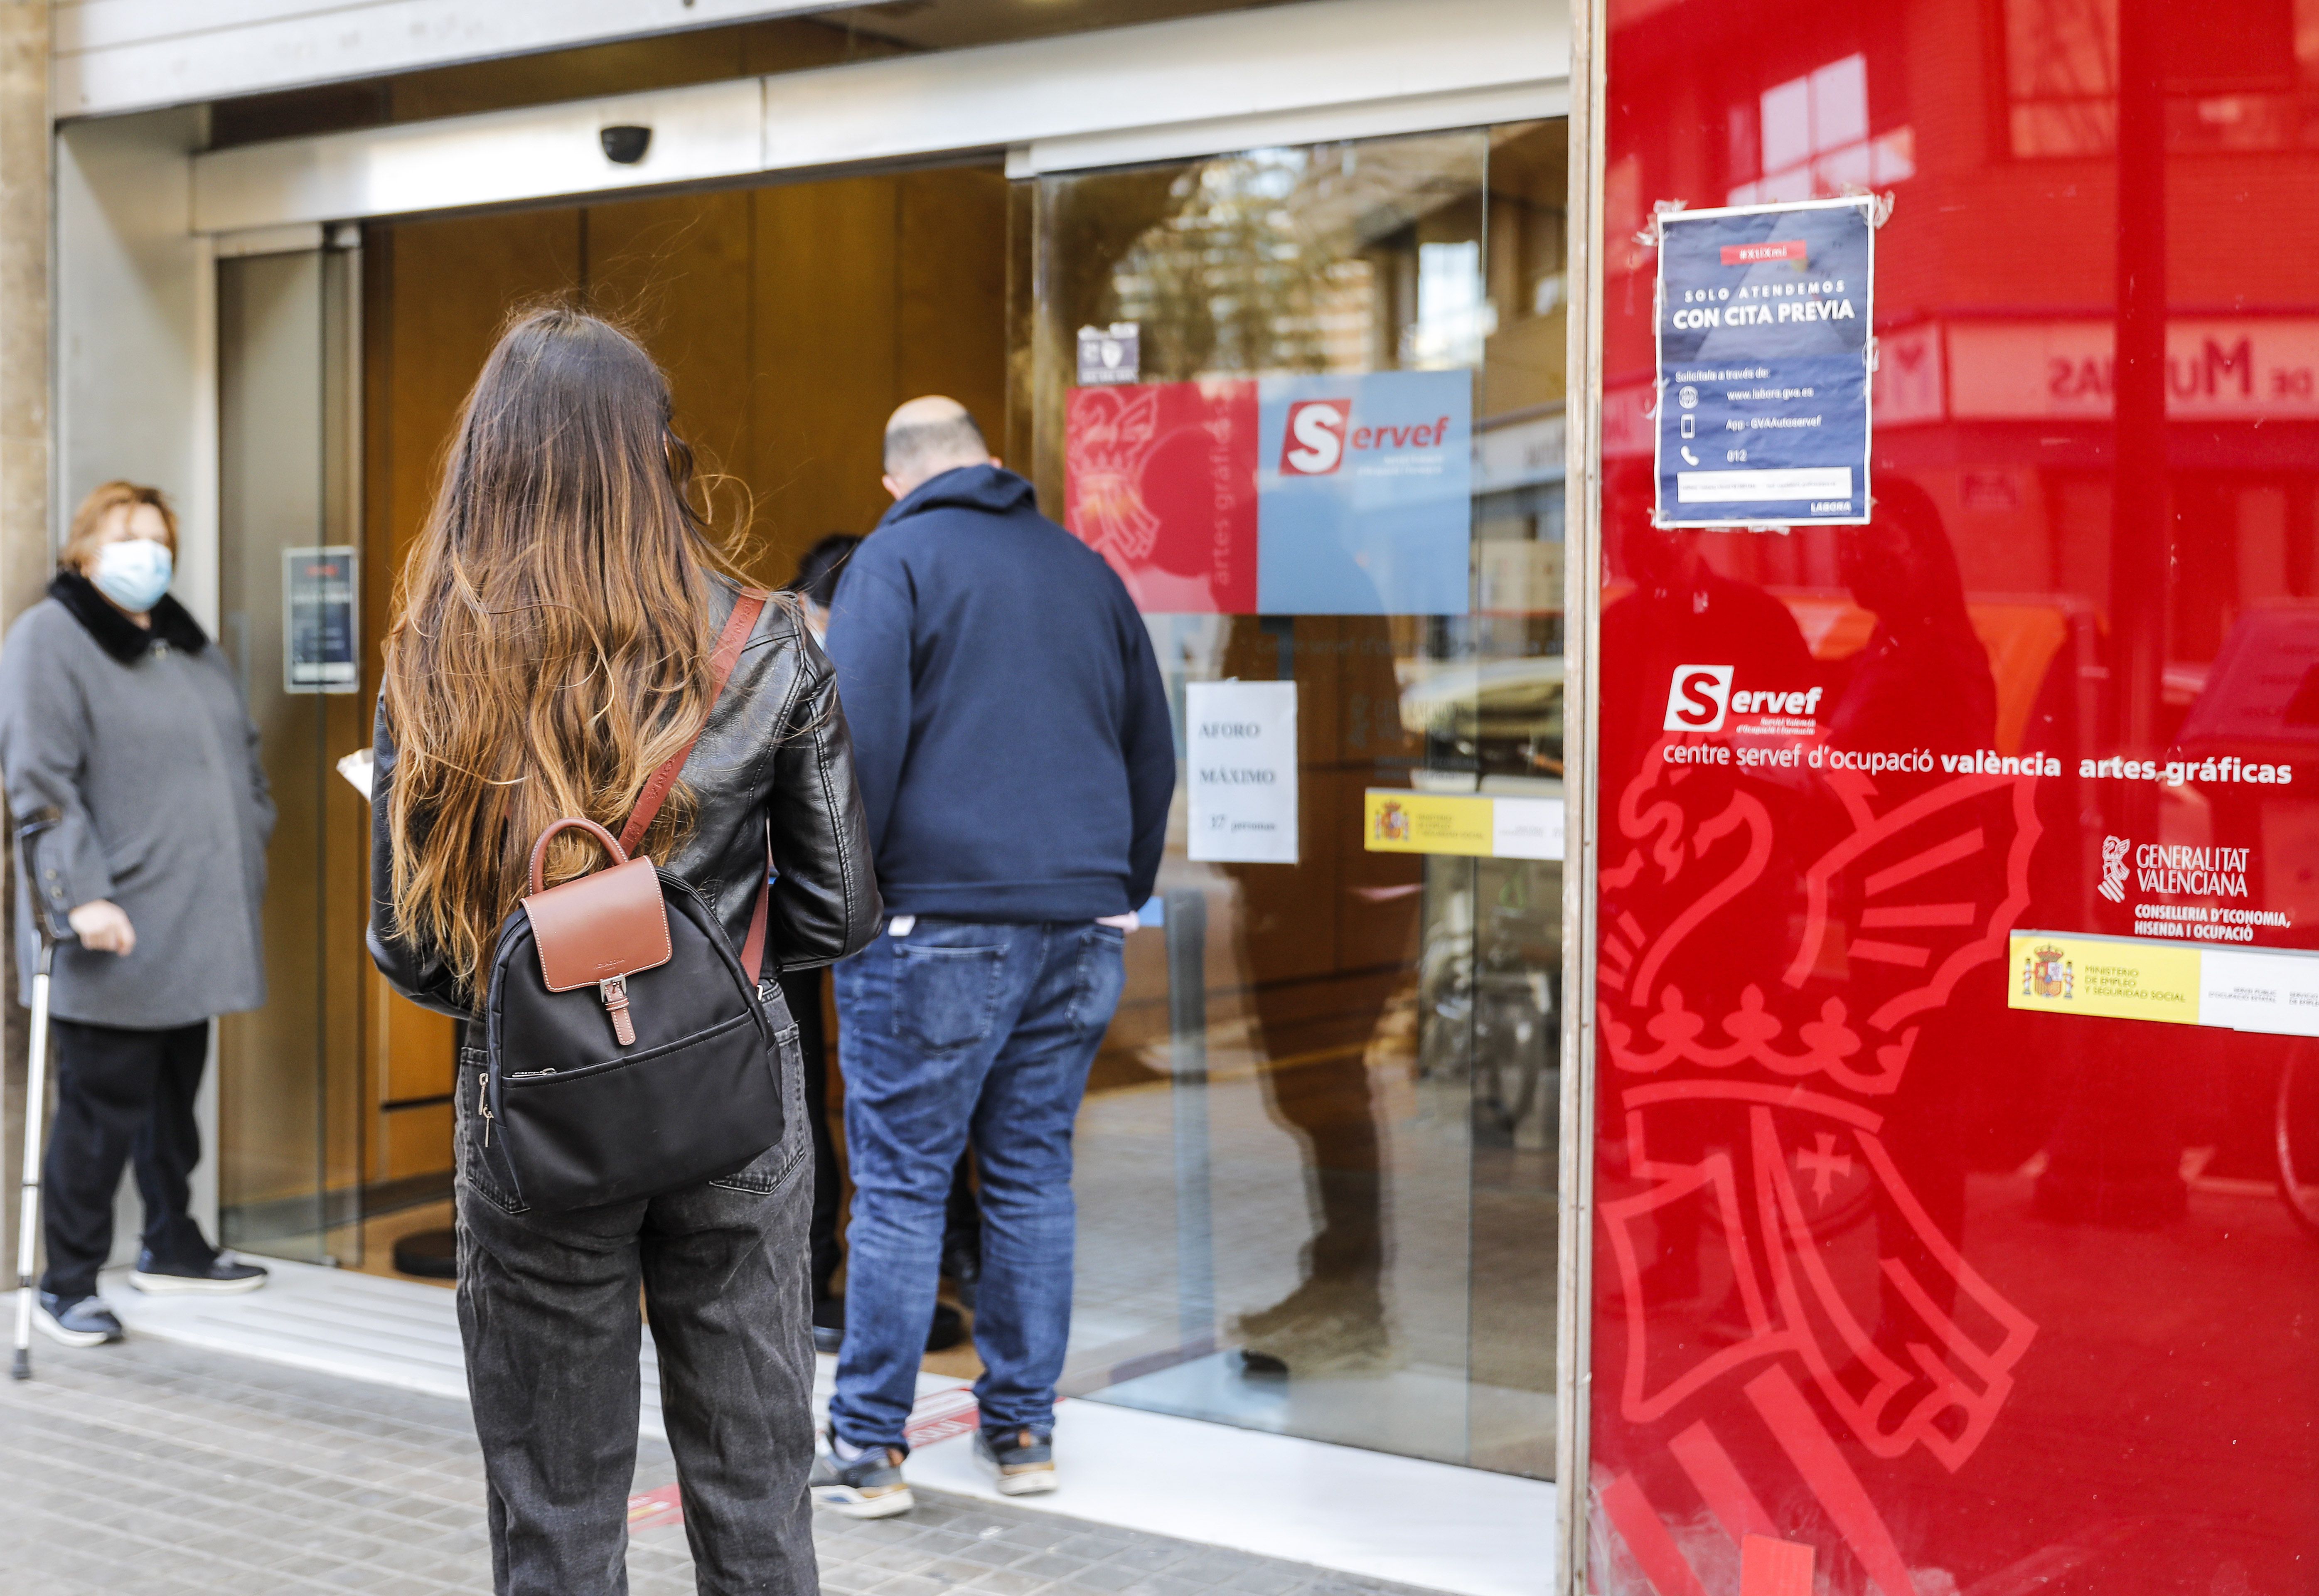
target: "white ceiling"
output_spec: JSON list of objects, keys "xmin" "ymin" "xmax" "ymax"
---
[{"xmin": 53, "ymin": 0, "xmax": 833, "ymax": 119}]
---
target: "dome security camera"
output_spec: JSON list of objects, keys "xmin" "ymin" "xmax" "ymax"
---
[{"xmin": 600, "ymin": 125, "xmax": 652, "ymax": 165}]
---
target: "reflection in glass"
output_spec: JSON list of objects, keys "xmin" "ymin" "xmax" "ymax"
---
[
  {"xmin": 1031, "ymin": 121, "xmax": 1566, "ymax": 1476},
  {"xmin": 215, "ymin": 247, "xmax": 367, "ymax": 1265}
]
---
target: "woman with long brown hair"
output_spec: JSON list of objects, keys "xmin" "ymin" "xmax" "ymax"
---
[{"xmin": 368, "ymin": 307, "xmax": 879, "ymax": 1594}]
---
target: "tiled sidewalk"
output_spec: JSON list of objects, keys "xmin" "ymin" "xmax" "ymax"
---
[{"xmin": 0, "ymin": 1334, "xmax": 1439, "ymax": 1596}]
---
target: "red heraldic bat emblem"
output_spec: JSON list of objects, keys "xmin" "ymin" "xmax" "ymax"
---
[
  {"xmin": 1063, "ymin": 381, "xmax": 1258, "ymax": 612},
  {"xmin": 1594, "ymin": 749, "xmax": 2044, "ymax": 1596}
]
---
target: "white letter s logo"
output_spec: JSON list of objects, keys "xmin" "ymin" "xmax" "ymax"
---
[
  {"xmin": 1663, "ymin": 664, "xmax": 1734, "ymax": 732},
  {"xmin": 1280, "ymin": 400, "xmax": 1351, "ymax": 475}
]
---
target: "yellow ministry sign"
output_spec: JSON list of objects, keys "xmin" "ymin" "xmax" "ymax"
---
[
  {"xmin": 1362, "ymin": 789, "xmax": 1564, "ymax": 861},
  {"xmin": 2008, "ymin": 932, "xmax": 2201, "ymax": 1026},
  {"xmin": 1366, "ymin": 790, "xmax": 1492, "ymax": 856}
]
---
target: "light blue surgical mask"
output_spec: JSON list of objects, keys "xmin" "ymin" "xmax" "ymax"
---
[{"xmin": 89, "ymin": 538, "xmax": 173, "ymax": 614}]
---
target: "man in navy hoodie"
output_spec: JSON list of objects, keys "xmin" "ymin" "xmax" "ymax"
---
[{"xmin": 812, "ymin": 397, "xmax": 1174, "ymax": 1517}]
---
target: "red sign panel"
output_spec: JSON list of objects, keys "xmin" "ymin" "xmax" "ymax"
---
[
  {"xmin": 1593, "ymin": 1, "xmax": 2319, "ymax": 1591},
  {"xmin": 1062, "ymin": 381, "xmax": 1258, "ymax": 613}
]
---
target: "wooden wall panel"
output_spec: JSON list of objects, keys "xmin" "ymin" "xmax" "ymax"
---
[
  {"xmin": 898, "ymin": 168, "xmax": 1010, "ymax": 456},
  {"xmin": 749, "ymin": 175, "xmax": 902, "ymax": 581},
  {"xmin": 381, "ymin": 208, "xmax": 583, "ymax": 564},
  {"xmin": 583, "ymin": 189, "xmax": 757, "ymax": 504},
  {"xmin": 364, "ymin": 208, "xmax": 580, "ymax": 1181},
  {"xmin": 381, "ymin": 1102, "xmax": 454, "ymax": 1181}
]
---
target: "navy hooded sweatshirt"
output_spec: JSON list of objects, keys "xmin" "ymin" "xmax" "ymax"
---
[{"xmin": 823, "ymin": 464, "xmax": 1175, "ymax": 922}]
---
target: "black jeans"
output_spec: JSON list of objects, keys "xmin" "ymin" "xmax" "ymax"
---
[
  {"xmin": 776, "ymin": 965, "xmax": 845, "ymax": 1298},
  {"xmin": 454, "ymin": 986, "xmax": 819, "ymax": 1596},
  {"xmin": 39, "ymin": 1018, "xmax": 216, "ymax": 1300}
]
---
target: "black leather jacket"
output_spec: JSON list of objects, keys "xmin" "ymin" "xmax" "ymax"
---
[{"xmin": 367, "ymin": 585, "xmax": 882, "ymax": 1020}]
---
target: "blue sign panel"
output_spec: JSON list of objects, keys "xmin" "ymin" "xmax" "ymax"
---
[
  {"xmin": 1654, "ymin": 197, "xmax": 1875, "ymax": 528},
  {"xmin": 1256, "ymin": 369, "xmax": 1473, "ymax": 615}
]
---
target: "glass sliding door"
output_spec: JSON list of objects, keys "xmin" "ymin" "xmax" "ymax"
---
[
  {"xmin": 1030, "ymin": 119, "xmax": 1568, "ymax": 1476},
  {"xmin": 214, "ymin": 243, "xmax": 368, "ymax": 1264}
]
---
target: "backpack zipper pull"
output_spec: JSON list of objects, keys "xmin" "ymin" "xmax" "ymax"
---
[
  {"xmin": 477, "ymin": 1071, "xmax": 493, "ymax": 1147},
  {"xmin": 600, "ymin": 974, "xmax": 636, "ymax": 1046}
]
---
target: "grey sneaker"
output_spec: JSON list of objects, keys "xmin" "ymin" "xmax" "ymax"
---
[
  {"xmin": 809, "ymin": 1444, "xmax": 914, "ymax": 1519},
  {"xmin": 974, "ymin": 1427, "xmax": 1057, "ymax": 1496},
  {"xmin": 35, "ymin": 1291, "xmax": 123, "ymax": 1348}
]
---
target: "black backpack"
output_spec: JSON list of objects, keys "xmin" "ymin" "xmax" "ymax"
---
[{"xmin": 477, "ymin": 590, "xmax": 783, "ymax": 1210}]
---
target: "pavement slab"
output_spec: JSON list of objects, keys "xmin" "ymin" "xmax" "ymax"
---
[{"xmin": 0, "ymin": 1335, "xmax": 1451, "ymax": 1596}]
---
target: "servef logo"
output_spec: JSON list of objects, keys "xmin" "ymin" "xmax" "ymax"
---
[
  {"xmin": 1280, "ymin": 400, "xmax": 1353, "ymax": 475},
  {"xmin": 1664, "ymin": 664, "xmax": 1734, "ymax": 732}
]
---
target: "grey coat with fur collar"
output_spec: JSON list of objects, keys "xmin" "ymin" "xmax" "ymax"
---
[{"xmin": 0, "ymin": 573, "xmax": 274, "ymax": 1027}]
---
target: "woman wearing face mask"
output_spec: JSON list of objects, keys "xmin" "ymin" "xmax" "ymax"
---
[{"xmin": 0, "ymin": 481, "xmax": 275, "ymax": 1350}]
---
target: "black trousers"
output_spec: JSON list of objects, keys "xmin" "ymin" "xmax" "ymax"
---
[
  {"xmin": 777, "ymin": 966, "xmax": 845, "ymax": 1299},
  {"xmin": 455, "ymin": 986, "xmax": 819, "ymax": 1596},
  {"xmin": 40, "ymin": 1018, "xmax": 216, "ymax": 1300}
]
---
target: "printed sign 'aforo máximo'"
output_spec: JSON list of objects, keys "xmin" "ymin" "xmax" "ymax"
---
[{"xmin": 1185, "ymin": 680, "xmax": 1298, "ymax": 864}]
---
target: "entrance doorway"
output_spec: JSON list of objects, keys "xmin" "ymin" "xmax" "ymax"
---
[
  {"xmin": 211, "ymin": 163, "xmax": 1011, "ymax": 1266},
  {"xmin": 211, "ymin": 121, "xmax": 1570, "ymax": 1497},
  {"xmin": 1030, "ymin": 120, "xmax": 1567, "ymax": 1478}
]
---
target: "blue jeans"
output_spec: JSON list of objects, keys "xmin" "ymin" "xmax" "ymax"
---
[{"xmin": 829, "ymin": 917, "xmax": 1126, "ymax": 1450}]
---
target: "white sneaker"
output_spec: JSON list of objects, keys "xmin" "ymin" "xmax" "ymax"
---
[{"xmin": 809, "ymin": 1445, "xmax": 915, "ymax": 1518}]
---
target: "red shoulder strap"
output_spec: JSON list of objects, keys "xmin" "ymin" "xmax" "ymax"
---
[
  {"xmin": 738, "ymin": 836, "xmax": 772, "ymax": 982},
  {"xmin": 617, "ymin": 588, "xmax": 768, "ymax": 858}
]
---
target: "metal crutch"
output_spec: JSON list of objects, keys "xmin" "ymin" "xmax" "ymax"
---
[{"xmin": 12, "ymin": 811, "xmax": 69, "ymax": 1380}]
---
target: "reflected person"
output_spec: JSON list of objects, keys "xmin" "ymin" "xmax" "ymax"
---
[
  {"xmin": 1596, "ymin": 494, "xmax": 1820, "ymax": 1313},
  {"xmin": 1828, "ymin": 480, "xmax": 1997, "ymax": 1347},
  {"xmin": 1222, "ymin": 613, "xmax": 1417, "ymax": 1379}
]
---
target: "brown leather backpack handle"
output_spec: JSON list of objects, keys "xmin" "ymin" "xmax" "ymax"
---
[{"xmin": 528, "ymin": 817, "xmax": 629, "ymax": 897}]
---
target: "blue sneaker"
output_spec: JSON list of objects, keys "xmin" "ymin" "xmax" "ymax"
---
[{"xmin": 35, "ymin": 1291, "xmax": 123, "ymax": 1348}]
